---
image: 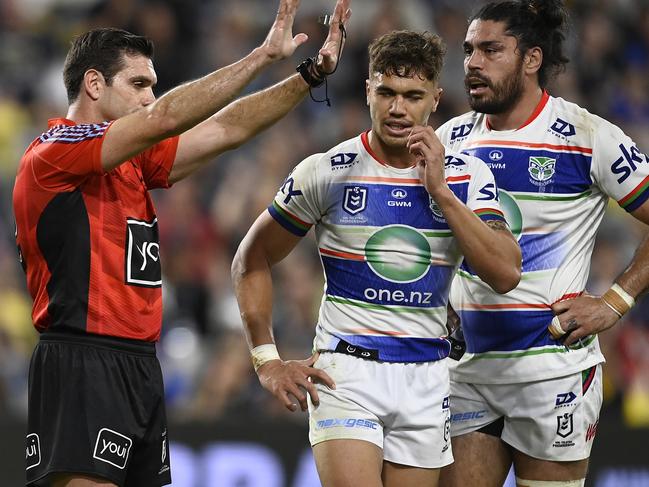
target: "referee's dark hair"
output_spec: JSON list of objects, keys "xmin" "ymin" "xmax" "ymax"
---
[
  {"xmin": 469, "ymin": 0, "xmax": 569, "ymax": 88},
  {"xmin": 369, "ymin": 30, "xmax": 446, "ymax": 83},
  {"xmin": 63, "ymin": 28, "xmax": 154, "ymax": 104}
]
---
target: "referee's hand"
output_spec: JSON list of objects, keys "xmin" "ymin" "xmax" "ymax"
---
[{"xmin": 256, "ymin": 353, "xmax": 336, "ymax": 412}]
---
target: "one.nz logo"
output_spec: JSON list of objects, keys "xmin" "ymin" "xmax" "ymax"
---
[
  {"xmin": 125, "ymin": 217, "xmax": 161, "ymax": 287},
  {"xmin": 330, "ymin": 152, "xmax": 358, "ymax": 170},
  {"xmin": 94, "ymin": 428, "xmax": 133, "ymax": 470},
  {"xmin": 529, "ymin": 156, "xmax": 556, "ymax": 185},
  {"xmin": 343, "ymin": 186, "xmax": 368, "ymax": 215}
]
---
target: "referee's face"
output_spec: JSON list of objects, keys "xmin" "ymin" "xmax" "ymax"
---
[
  {"xmin": 98, "ymin": 53, "xmax": 157, "ymax": 121},
  {"xmin": 366, "ymin": 72, "xmax": 440, "ymax": 151}
]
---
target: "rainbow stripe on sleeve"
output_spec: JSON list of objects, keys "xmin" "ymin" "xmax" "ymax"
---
[
  {"xmin": 267, "ymin": 201, "xmax": 312, "ymax": 236},
  {"xmin": 618, "ymin": 174, "xmax": 649, "ymax": 212},
  {"xmin": 474, "ymin": 207, "xmax": 506, "ymax": 222}
]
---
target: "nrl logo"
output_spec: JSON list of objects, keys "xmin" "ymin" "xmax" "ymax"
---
[
  {"xmin": 528, "ymin": 156, "xmax": 556, "ymax": 184},
  {"xmin": 343, "ymin": 186, "xmax": 368, "ymax": 215}
]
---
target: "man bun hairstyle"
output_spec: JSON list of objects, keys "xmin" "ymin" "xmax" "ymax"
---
[
  {"xmin": 369, "ymin": 30, "xmax": 446, "ymax": 83},
  {"xmin": 63, "ymin": 28, "xmax": 154, "ymax": 103},
  {"xmin": 470, "ymin": 0, "xmax": 569, "ymax": 87}
]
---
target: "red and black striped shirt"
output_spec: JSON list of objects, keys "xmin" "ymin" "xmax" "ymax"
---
[{"xmin": 13, "ymin": 118, "xmax": 179, "ymax": 341}]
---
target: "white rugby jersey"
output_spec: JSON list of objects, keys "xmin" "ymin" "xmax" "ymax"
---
[
  {"xmin": 269, "ymin": 131, "xmax": 506, "ymax": 363},
  {"xmin": 437, "ymin": 92, "xmax": 649, "ymax": 383}
]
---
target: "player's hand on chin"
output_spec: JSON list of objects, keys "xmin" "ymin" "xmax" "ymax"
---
[{"xmin": 256, "ymin": 353, "xmax": 336, "ymax": 412}]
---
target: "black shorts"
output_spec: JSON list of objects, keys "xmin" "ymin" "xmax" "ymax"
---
[{"xmin": 26, "ymin": 331, "xmax": 171, "ymax": 487}]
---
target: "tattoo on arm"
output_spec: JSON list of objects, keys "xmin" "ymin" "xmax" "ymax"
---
[{"xmin": 486, "ymin": 219, "xmax": 510, "ymax": 232}]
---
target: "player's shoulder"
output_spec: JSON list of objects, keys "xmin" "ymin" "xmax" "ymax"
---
[
  {"xmin": 37, "ymin": 121, "xmax": 111, "ymax": 145},
  {"xmin": 548, "ymin": 96, "xmax": 626, "ymax": 142},
  {"xmin": 312, "ymin": 134, "xmax": 364, "ymax": 174},
  {"xmin": 437, "ymin": 111, "xmax": 482, "ymax": 142},
  {"xmin": 444, "ymin": 148, "xmax": 489, "ymax": 178},
  {"xmin": 292, "ymin": 134, "xmax": 362, "ymax": 179}
]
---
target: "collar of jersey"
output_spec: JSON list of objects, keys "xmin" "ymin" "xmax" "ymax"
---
[
  {"xmin": 361, "ymin": 130, "xmax": 417, "ymax": 173},
  {"xmin": 48, "ymin": 117, "xmax": 77, "ymax": 128},
  {"xmin": 485, "ymin": 90, "xmax": 549, "ymax": 132}
]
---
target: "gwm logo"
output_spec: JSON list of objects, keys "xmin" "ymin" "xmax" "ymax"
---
[
  {"xmin": 529, "ymin": 156, "xmax": 556, "ymax": 183},
  {"xmin": 389, "ymin": 188, "xmax": 411, "ymax": 207},
  {"xmin": 489, "ymin": 150, "xmax": 504, "ymax": 161}
]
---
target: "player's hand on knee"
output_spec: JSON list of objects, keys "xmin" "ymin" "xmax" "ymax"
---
[
  {"xmin": 316, "ymin": 0, "xmax": 352, "ymax": 74},
  {"xmin": 262, "ymin": 0, "xmax": 308, "ymax": 61},
  {"xmin": 256, "ymin": 354, "xmax": 335, "ymax": 412}
]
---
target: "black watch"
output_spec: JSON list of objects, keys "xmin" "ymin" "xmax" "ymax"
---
[{"xmin": 296, "ymin": 57, "xmax": 326, "ymax": 88}]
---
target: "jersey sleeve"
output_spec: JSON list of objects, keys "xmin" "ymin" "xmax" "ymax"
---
[
  {"xmin": 267, "ymin": 153, "xmax": 324, "ymax": 237},
  {"xmin": 465, "ymin": 155, "xmax": 507, "ymax": 223},
  {"xmin": 591, "ymin": 121, "xmax": 649, "ymax": 213},
  {"xmin": 29, "ymin": 122, "xmax": 112, "ymax": 190},
  {"xmin": 435, "ymin": 120, "xmax": 453, "ymax": 146},
  {"xmin": 134, "ymin": 136, "xmax": 180, "ymax": 189}
]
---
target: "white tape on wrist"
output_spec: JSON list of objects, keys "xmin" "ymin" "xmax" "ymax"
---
[
  {"xmin": 602, "ymin": 283, "xmax": 635, "ymax": 318},
  {"xmin": 548, "ymin": 315, "xmax": 565, "ymax": 339},
  {"xmin": 251, "ymin": 344, "xmax": 281, "ymax": 371},
  {"xmin": 611, "ymin": 283, "xmax": 635, "ymax": 308}
]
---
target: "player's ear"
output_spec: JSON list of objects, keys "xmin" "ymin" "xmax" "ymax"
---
[
  {"xmin": 431, "ymin": 87, "xmax": 443, "ymax": 112},
  {"xmin": 83, "ymin": 69, "xmax": 106, "ymax": 101},
  {"xmin": 524, "ymin": 47, "xmax": 542, "ymax": 75},
  {"xmin": 365, "ymin": 79, "xmax": 370, "ymax": 106}
]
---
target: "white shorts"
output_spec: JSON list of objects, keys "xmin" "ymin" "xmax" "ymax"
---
[
  {"xmin": 449, "ymin": 365, "xmax": 602, "ymax": 461},
  {"xmin": 308, "ymin": 352, "xmax": 454, "ymax": 469}
]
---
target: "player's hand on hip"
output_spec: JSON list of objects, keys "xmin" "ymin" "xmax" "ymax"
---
[
  {"xmin": 408, "ymin": 126, "xmax": 447, "ymax": 197},
  {"xmin": 262, "ymin": 0, "xmax": 308, "ymax": 61},
  {"xmin": 316, "ymin": 0, "xmax": 352, "ymax": 73},
  {"xmin": 256, "ymin": 353, "xmax": 336, "ymax": 412},
  {"xmin": 549, "ymin": 294, "xmax": 620, "ymax": 346}
]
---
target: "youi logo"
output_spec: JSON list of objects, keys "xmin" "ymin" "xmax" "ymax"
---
[
  {"xmin": 125, "ymin": 218, "xmax": 161, "ymax": 287},
  {"xmin": 93, "ymin": 428, "xmax": 133, "ymax": 470}
]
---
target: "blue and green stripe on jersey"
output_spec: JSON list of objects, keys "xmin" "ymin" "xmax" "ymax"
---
[{"xmin": 268, "ymin": 201, "xmax": 312, "ymax": 236}]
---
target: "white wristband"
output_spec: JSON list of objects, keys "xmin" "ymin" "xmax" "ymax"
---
[
  {"xmin": 251, "ymin": 344, "xmax": 280, "ymax": 371},
  {"xmin": 611, "ymin": 283, "xmax": 635, "ymax": 308}
]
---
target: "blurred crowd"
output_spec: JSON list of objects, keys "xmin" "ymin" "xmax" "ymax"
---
[{"xmin": 1, "ymin": 0, "xmax": 649, "ymax": 428}]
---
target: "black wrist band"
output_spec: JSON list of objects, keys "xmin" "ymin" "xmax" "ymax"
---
[{"xmin": 296, "ymin": 57, "xmax": 325, "ymax": 88}]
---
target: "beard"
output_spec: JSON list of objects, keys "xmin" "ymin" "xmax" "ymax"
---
[{"xmin": 465, "ymin": 59, "xmax": 525, "ymax": 114}]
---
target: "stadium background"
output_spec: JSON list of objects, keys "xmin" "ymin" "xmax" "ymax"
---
[{"xmin": 0, "ymin": 0, "xmax": 648, "ymax": 485}]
